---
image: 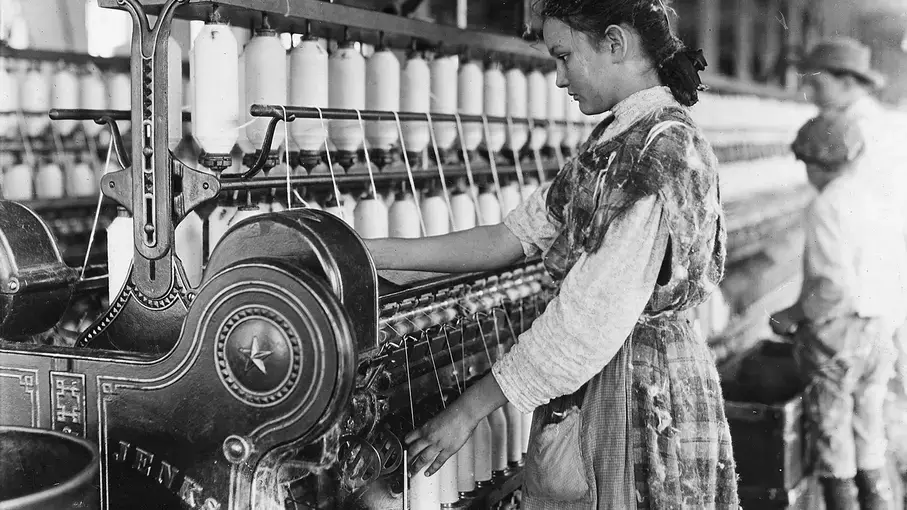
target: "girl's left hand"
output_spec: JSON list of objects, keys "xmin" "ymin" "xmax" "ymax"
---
[{"xmin": 404, "ymin": 400, "xmax": 480, "ymax": 477}]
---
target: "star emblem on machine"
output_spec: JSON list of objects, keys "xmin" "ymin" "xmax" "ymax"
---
[
  {"xmin": 216, "ymin": 307, "xmax": 303, "ymax": 407},
  {"xmin": 238, "ymin": 335, "xmax": 273, "ymax": 375}
]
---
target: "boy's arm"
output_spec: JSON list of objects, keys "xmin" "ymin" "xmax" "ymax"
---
[{"xmin": 771, "ymin": 197, "xmax": 845, "ymax": 335}]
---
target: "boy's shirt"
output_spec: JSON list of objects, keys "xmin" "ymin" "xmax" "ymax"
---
[{"xmin": 801, "ymin": 165, "xmax": 907, "ymax": 330}]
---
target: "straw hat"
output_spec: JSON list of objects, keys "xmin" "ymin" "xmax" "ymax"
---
[{"xmin": 798, "ymin": 37, "xmax": 886, "ymax": 89}]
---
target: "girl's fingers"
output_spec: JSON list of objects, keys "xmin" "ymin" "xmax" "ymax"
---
[
  {"xmin": 409, "ymin": 445, "xmax": 441, "ymax": 474},
  {"xmin": 425, "ymin": 449, "xmax": 452, "ymax": 477},
  {"xmin": 404, "ymin": 427, "xmax": 423, "ymax": 445}
]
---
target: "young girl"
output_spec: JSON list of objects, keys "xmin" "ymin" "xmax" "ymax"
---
[{"xmin": 366, "ymin": 0, "xmax": 739, "ymax": 506}]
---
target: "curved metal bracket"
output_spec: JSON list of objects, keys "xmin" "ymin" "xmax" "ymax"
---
[
  {"xmin": 240, "ymin": 114, "xmax": 295, "ymax": 180},
  {"xmin": 115, "ymin": 0, "xmax": 186, "ymax": 58},
  {"xmin": 115, "ymin": 0, "xmax": 151, "ymax": 45},
  {"xmin": 96, "ymin": 116, "xmax": 131, "ymax": 169}
]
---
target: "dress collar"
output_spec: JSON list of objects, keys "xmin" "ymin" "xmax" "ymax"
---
[{"xmin": 598, "ymin": 86, "xmax": 681, "ymax": 142}]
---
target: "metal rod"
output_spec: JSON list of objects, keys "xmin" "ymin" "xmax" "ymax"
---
[
  {"xmin": 48, "ymin": 106, "xmax": 567, "ymax": 126},
  {"xmin": 219, "ymin": 164, "xmax": 558, "ymax": 190},
  {"xmin": 49, "ymin": 109, "xmax": 192, "ymax": 122},
  {"xmin": 250, "ymin": 105, "xmax": 571, "ymax": 126}
]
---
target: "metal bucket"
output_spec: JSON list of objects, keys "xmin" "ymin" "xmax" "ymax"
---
[{"xmin": 0, "ymin": 426, "xmax": 99, "ymax": 510}]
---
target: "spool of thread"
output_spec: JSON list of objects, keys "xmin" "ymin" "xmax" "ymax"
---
[
  {"xmin": 457, "ymin": 59, "xmax": 484, "ymax": 153},
  {"xmin": 50, "ymin": 64, "xmax": 79, "ymax": 137},
  {"xmin": 354, "ymin": 192, "xmax": 389, "ymax": 239},
  {"xmin": 473, "ymin": 417, "xmax": 493, "ymax": 487},
  {"xmin": 522, "ymin": 177, "xmax": 540, "ymax": 200},
  {"xmin": 430, "ymin": 54, "xmax": 459, "ymax": 151},
  {"xmin": 22, "ymin": 64, "xmax": 50, "ymax": 137},
  {"xmin": 35, "ymin": 162, "xmax": 64, "ymax": 199},
  {"xmin": 192, "ymin": 20, "xmax": 239, "ymax": 156},
  {"xmin": 401, "ymin": 52, "xmax": 432, "ymax": 161},
  {"xmin": 483, "ymin": 62, "xmax": 506, "ymax": 153},
  {"xmin": 488, "ymin": 407, "xmax": 509, "ymax": 475},
  {"xmin": 341, "ymin": 192, "xmax": 358, "ymax": 222},
  {"xmin": 388, "ymin": 191, "xmax": 420, "ymax": 239},
  {"xmin": 504, "ymin": 402, "xmax": 523, "ymax": 465},
  {"xmin": 244, "ymin": 18, "xmax": 287, "ymax": 149},
  {"xmin": 456, "ymin": 433, "xmax": 476, "ymax": 495},
  {"xmin": 499, "ymin": 179, "xmax": 521, "ymax": 218},
  {"xmin": 289, "ymin": 36, "xmax": 329, "ymax": 158},
  {"xmin": 0, "ymin": 59, "xmax": 20, "ymax": 138},
  {"xmin": 421, "ymin": 188, "xmax": 450, "ymax": 236},
  {"xmin": 477, "ymin": 186, "xmax": 501, "ymax": 226},
  {"xmin": 450, "ymin": 188, "xmax": 476, "ymax": 232},
  {"xmin": 3, "ymin": 163, "xmax": 33, "ymax": 200},
  {"xmin": 328, "ymin": 41, "xmax": 366, "ymax": 158},
  {"xmin": 408, "ymin": 464, "xmax": 441, "ymax": 510},
  {"xmin": 365, "ymin": 47, "xmax": 400, "ymax": 153},
  {"xmin": 67, "ymin": 161, "xmax": 96, "ymax": 197},
  {"xmin": 438, "ymin": 451, "xmax": 459, "ymax": 506}
]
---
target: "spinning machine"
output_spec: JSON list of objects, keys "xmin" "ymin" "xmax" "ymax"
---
[{"xmin": 0, "ymin": 0, "xmax": 818, "ymax": 508}]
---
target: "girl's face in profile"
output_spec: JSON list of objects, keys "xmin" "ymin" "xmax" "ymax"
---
[{"xmin": 543, "ymin": 17, "xmax": 619, "ymax": 115}]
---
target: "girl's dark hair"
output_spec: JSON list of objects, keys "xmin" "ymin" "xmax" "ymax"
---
[{"xmin": 534, "ymin": 0, "xmax": 707, "ymax": 106}]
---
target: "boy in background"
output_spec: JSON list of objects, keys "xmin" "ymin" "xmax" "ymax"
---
[{"xmin": 770, "ymin": 113, "xmax": 907, "ymax": 510}]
